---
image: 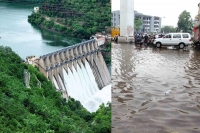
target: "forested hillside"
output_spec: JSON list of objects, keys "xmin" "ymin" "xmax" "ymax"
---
[
  {"xmin": 0, "ymin": 46, "xmax": 111, "ymax": 133},
  {"xmin": 2, "ymin": 0, "xmax": 43, "ymax": 2},
  {"xmin": 28, "ymin": 0, "xmax": 111, "ymax": 39}
]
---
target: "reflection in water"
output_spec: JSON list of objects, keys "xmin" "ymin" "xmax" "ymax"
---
[
  {"xmin": 32, "ymin": 25, "xmax": 81, "ymax": 47},
  {"xmin": 0, "ymin": 2, "xmax": 81, "ymax": 59},
  {"xmin": 112, "ymin": 43, "xmax": 200, "ymax": 133}
]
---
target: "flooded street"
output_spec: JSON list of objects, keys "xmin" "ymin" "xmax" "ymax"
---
[{"xmin": 112, "ymin": 42, "xmax": 200, "ymax": 133}]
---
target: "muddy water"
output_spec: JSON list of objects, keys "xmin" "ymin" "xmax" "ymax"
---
[{"xmin": 112, "ymin": 43, "xmax": 200, "ymax": 133}]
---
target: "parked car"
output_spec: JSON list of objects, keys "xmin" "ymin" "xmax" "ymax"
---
[
  {"xmin": 153, "ymin": 33, "xmax": 192, "ymax": 49},
  {"xmin": 158, "ymin": 34, "xmax": 165, "ymax": 38}
]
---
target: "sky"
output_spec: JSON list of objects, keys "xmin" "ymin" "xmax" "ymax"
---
[{"xmin": 112, "ymin": 0, "xmax": 199, "ymax": 27}]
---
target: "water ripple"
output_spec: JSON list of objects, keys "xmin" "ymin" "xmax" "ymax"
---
[{"xmin": 112, "ymin": 43, "xmax": 200, "ymax": 133}]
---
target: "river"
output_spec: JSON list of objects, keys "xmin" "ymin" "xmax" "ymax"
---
[
  {"xmin": 112, "ymin": 43, "xmax": 200, "ymax": 133},
  {"xmin": 0, "ymin": 2, "xmax": 111, "ymax": 112},
  {"xmin": 0, "ymin": 2, "xmax": 81, "ymax": 59}
]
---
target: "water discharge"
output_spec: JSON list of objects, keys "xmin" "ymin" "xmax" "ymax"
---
[
  {"xmin": 58, "ymin": 74, "xmax": 65, "ymax": 92},
  {"xmin": 112, "ymin": 42, "xmax": 200, "ymax": 133},
  {"xmin": 61, "ymin": 60, "xmax": 110, "ymax": 112},
  {"xmin": 71, "ymin": 66, "xmax": 85, "ymax": 103},
  {"xmin": 53, "ymin": 76, "xmax": 59, "ymax": 90},
  {"xmin": 85, "ymin": 61, "xmax": 100, "ymax": 94},
  {"xmin": 83, "ymin": 84, "xmax": 111, "ymax": 112},
  {"xmin": 76, "ymin": 64, "xmax": 89, "ymax": 102}
]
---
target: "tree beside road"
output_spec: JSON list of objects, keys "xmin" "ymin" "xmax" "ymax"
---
[
  {"xmin": 134, "ymin": 19, "xmax": 143, "ymax": 32},
  {"xmin": 161, "ymin": 26, "xmax": 176, "ymax": 33},
  {"xmin": 177, "ymin": 10, "xmax": 193, "ymax": 33}
]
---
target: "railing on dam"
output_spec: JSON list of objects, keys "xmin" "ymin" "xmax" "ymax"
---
[
  {"xmin": 28, "ymin": 38, "xmax": 111, "ymax": 95},
  {"xmin": 41, "ymin": 39, "xmax": 96, "ymax": 59},
  {"xmin": 46, "ymin": 49, "xmax": 100, "ymax": 71}
]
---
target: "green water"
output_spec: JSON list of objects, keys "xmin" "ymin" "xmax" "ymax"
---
[{"xmin": 0, "ymin": 2, "xmax": 81, "ymax": 59}]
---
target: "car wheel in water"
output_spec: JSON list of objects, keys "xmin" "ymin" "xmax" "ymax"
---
[
  {"xmin": 179, "ymin": 43, "xmax": 185, "ymax": 49},
  {"xmin": 156, "ymin": 42, "xmax": 161, "ymax": 48}
]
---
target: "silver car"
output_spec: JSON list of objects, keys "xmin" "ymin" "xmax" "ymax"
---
[{"xmin": 153, "ymin": 33, "xmax": 192, "ymax": 49}]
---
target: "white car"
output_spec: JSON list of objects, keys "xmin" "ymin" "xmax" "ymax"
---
[{"xmin": 153, "ymin": 33, "xmax": 192, "ymax": 49}]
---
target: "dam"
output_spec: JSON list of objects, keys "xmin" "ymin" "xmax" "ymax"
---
[{"xmin": 27, "ymin": 39, "xmax": 111, "ymax": 108}]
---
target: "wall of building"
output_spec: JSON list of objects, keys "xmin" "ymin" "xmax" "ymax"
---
[
  {"xmin": 159, "ymin": 17, "xmax": 162, "ymax": 33},
  {"xmin": 150, "ymin": 16, "xmax": 154, "ymax": 32},
  {"xmin": 112, "ymin": 10, "xmax": 162, "ymax": 33},
  {"xmin": 112, "ymin": 11, "xmax": 120, "ymax": 27}
]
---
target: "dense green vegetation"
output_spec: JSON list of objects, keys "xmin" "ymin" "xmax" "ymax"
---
[
  {"xmin": 134, "ymin": 19, "xmax": 142, "ymax": 32},
  {"xmin": 0, "ymin": 45, "xmax": 111, "ymax": 132},
  {"xmin": 28, "ymin": 0, "xmax": 111, "ymax": 39},
  {"xmin": 177, "ymin": 10, "xmax": 193, "ymax": 33},
  {"xmin": 161, "ymin": 11, "xmax": 193, "ymax": 33},
  {"xmin": 101, "ymin": 41, "xmax": 111, "ymax": 65},
  {"xmin": 161, "ymin": 25, "xmax": 177, "ymax": 33},
  {"xmin": 2, "ymin": 0, "xmax": 44, "ymax": 3}
]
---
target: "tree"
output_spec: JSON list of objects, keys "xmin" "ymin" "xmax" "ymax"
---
[
  {"xmin": 134, "ymin": 19, "xmax": 142, "ymax": 32},
  {"xmin": 177, "ymin": 10, "xmax": 193, "ymax": 32},
  {"xmin": 0, "ymin": 45, "xmax": 111, "ymax": 132},
  {"xmin": 28, "ymin": 0, "xmax": 110, "ymax": 39},
  {"xmin": 161, "ymin": 26, "xmax": 176, "ymax": 33}
]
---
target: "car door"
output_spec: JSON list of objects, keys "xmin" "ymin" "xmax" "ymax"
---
[
  {"xmin": 171, "ymin": 33, "xmax": 181, "ymax": 46},
  {"xmin": 182, "ymin": 33, "xmax": 190, "ymax": 45},
  {"xmin": 162, "ymin": 34, "xmax": 172, "ymax": 45}
]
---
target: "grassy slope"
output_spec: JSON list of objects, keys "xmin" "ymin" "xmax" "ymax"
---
[{"xmin": 0, "ymin": 46, "xmax": 111, "ymax": 133}]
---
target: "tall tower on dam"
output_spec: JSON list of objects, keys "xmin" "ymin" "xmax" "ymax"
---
[{"xmin": 118, "ymin": 0, "xmax": 134, "ymax": 42}]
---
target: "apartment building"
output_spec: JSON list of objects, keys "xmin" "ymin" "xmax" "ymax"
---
[
  {"xmin": 111, "ymin": 10, "xmax": 120, "ymax": 28},
  {"xmin": 112, "ymin": 10, "xmax": 162, "ymax": 33}
]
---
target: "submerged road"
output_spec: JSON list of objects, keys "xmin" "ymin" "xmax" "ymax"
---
[{"xmin": 112, "ymin": 43, "xmax": 200, "ymax": 133}]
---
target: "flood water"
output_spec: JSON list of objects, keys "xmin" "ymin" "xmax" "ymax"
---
[{"xmin": 112, "ymin": 43, "xmax": 200, "ymax": 133}]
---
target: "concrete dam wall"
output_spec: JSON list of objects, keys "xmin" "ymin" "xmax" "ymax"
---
[{"xmin": 32, "ymin": 39, "xmax": 111, "ymax": 102}]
